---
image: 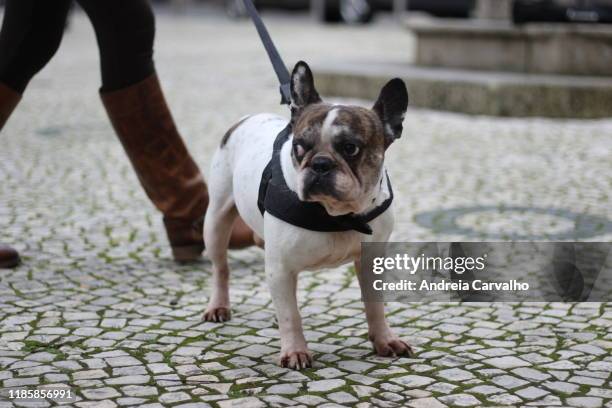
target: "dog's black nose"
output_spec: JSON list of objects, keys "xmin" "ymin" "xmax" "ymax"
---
[{"xmin": 311, "ymin": 156, "xmax": 336, "ymax": 175}]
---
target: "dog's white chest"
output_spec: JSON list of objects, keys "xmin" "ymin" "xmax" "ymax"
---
[
  {"xmin": 263, "ymin": 208, "xmax": 393, "ymax": 273},
  {"xmin": 299, "ymin": 230, "xmax": 362, "ymax": 271}
]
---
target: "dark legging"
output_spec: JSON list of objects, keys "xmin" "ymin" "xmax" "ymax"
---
[{"xmin": 0, "ymin": 0, "xmax": 155, "ymax": 93}]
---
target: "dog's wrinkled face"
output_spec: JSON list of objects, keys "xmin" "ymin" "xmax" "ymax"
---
[
  {"xmin": 292, "ymin": 104, "xmax": 385, "ymax": 215},
  {"xmin": 288, "ymin": 61, "xmax": 409, "ymax": 216}
]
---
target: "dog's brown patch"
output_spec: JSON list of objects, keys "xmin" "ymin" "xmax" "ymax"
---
[{"xmin": 221, "ymin": 116, "xmax": 250, "ymax": 147}]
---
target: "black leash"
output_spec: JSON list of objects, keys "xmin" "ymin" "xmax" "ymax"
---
[{"xmin": 242, "ymin": 0, "xmax": 291, "ymax": 105}]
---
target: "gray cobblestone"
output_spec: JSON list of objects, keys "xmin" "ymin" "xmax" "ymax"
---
[
  {"xmin": 81, "ymin": 387, "xmax": 121, "ymax": 400},
  {"xmin": 439, "ymin": 394, "xmax": 481, "ymax": 407}
]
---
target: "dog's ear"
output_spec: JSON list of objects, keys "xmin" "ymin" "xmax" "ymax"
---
[
  {"xmin": 290, "ymin": 61, "xmax": 322, "ymax": 122},
  {"xmin": 372, "ymin": 78, "xmax": 408, "ymax": 148}
]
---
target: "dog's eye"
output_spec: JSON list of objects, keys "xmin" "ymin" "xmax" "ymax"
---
[
  {"xmin": 293, "ymin": 142, "xmax": 306, "ymax": 159},
  {"xmin": 342, "ymin": 143, "xmax": 360, "ymax": 157}
]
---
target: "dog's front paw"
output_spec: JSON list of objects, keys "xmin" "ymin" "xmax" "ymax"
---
[
  {"xmin": 202, "ymin": 307, "xmax": 231, "ymax": 322},
  {"xmin": 279, "ymin": 349, "xmax": 312, "ymax": 370},
  {"xmin": 370, "ymin": 332, "xmax": 415, "ymax": 358}
]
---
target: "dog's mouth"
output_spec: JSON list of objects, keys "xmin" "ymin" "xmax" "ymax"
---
[
  {"xmin": 308, "ymin": 194, "xmax": 361, "ymax": 216},
  {"xmin": 302, "ymin": 182, "xmax": 361, "ymax": 217},
  {"xmin": 298, "ymin": 170, "xmax": 366, "ymax": 216},
  {"xmin": 300, "ymin": 172, "xmax": 341, "ymax": 201}
]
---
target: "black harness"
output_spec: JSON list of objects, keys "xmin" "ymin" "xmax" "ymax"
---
[{"xmin": 257, "ymin": 125, "xmax": 394, "ymax": 235}]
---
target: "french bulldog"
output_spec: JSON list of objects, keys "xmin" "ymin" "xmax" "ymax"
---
[{"xmin": 203, "ymin": 61, "xmax": 413, "ymax": 369}]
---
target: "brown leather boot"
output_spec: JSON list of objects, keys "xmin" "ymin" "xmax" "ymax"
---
[
  {"xmin": 0, "ymin": 83, "xmax": 21, "ymax": 131},
  {"xmin": 0, "ymin": 244, "xmax": 20, "ymax": 268},
  {"xmin": 230, "ymin": 217, "xmax": 259, "ymax": 249},
  {"xmin": 101, "ymin": 74, "xmax": 208, "ymax": 261}
]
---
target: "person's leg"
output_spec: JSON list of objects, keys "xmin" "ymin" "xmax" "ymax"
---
[
  {"xmin": 0, "ymin": 0, "xmax": 71, "ymax": 130},
  {"xmin": 0, "ymin": 0, "xmax": 70, "ymax": 268},
  {"xmin": 77, "ymin": 0, "xmax": 254, "ymax": 260}
]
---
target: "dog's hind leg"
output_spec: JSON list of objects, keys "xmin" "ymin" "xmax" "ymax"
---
[{"xmin": 202, "ymin": 152, "xmax": 238, "ymax": 322}]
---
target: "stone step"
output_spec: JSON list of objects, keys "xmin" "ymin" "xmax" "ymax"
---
[
  {"xmin": 404, "ymin": 15, "xmax": 612, "ymax": 76},
  {"xmin": 313, "ymin": 61, "xmax": 612, "ymax": 118}
]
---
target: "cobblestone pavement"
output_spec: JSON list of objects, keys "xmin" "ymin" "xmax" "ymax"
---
[{"xmin": 1, "ymin": 6, "xmax": 611, "ymax": 408}]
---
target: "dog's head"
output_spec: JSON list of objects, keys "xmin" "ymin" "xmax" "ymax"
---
[{"xmin": 288, "ymin": 61, "xmax": 409, "ymax": 216}]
